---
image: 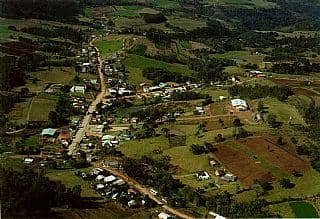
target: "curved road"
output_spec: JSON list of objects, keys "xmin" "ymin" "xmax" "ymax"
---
[{"xmin": 68, "ymin": 38, "xmax": 108, "ymax": 155}]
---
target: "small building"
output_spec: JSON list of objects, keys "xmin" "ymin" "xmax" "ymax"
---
[
  {"xmin": 128, "ymin": 199, "xmax": 137, "ymax": 208},
  {"xmin": 41, "ymin": 128, "xmax": 58, "ymax": 143},
  {"xmin": 231, "ymin": 99, "xmax": 248, "ymax": 111},
  {"xmin": 104, "ymin": 175, "xmax": 117, "ymax": 183},
  {"xmin": 221, "ymin": 173, "xmax": 237, "ymax": 182},
  {"xmin": 70, "ymin": 85, "xmax": 86, "ymax": 94},
  {"xmin": 23, "ymin": 157, "xmax": 34, "ymax": 165},
  {"xmin": 158, "ymin": 212, "xmax": 173, "ymax": 219},
  {"xmin": 215, "ymin": 169, "xmax": 225, "ymax": 177},
  {"xmin": 196, "ymin": 171, "xmax": 210, "ymax": 180},
  {"xmin": 209, "ymin": 159, "xmax": 219, "ymax": 167}
]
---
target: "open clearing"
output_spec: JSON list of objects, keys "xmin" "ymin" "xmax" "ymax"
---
[
  {"xmin": 289, "ymin": 201, "xmax": 319, "ymax": 218},
  {"xmin": 238, "ymin": 137, "xmax": 309, "ymax": 175},
  {"xmin": 31, "ymin": 67, "xmax": 76, "ymax": 85},
  {"xmin": 214, "ymin": 143, "xmax": 275, "ymax": 186}
]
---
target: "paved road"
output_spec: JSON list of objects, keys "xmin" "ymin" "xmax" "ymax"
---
[
  {"xmin": 100, "ymin": 166, "xmax": 195, "ymax": 219},
  {"xmin": 68, "ymin": 38, "xmax": 107, "ymax": 155}
]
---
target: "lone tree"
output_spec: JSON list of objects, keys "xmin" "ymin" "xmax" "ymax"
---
[
  {"xmin": 279, "ymin": 178, "xmax": 295, "ymax": 189},
  {"xmin": 257, "ymin": 100, "xmax": 264, "ymax": 112}
]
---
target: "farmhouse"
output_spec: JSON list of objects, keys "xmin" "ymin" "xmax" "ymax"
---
[
  {"xmin": 231, "ymin": 99, "xmax": 248, "ymax": 111},
  {"xmin": 41, "ymin": 128, "xmax": 58, "ymax": 143}
]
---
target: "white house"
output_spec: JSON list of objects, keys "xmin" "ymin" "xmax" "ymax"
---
[
  {"xmin": 231, "ymin": 99, "xmax": 248, "ymax": 111},
  {"xmin": 196, "ymin": 171, "xmax": 210, "ymax": 180},
  {"xmin": 158, "ymin": 212, "xmax": 172, "ymax": 219},
  {"xmin": 104, "ymin": 175, "xmax": 117, "ymax": 183},
  {"xmin": 70, "ymin": 85, "xmax": 86, "ymax": 94}
]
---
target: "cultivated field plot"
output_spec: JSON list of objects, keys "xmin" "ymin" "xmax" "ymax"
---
[
  {"xmin": 214, "ymin": 144, "xmax": 275, "ymax": 186},
  {"xmin": 292, "ymin": 87, "xmax": 320, "ymax": 96},
  {"xmin": 238, "ymin": 137, "xmax": 310, "ymax": 175}
]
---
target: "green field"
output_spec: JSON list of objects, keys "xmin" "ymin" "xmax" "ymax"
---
[
  {"xmin": 94, "ymin": 39, "xmax": 123, "ymax": 58},
  {"xmin": 28, "ymin": 95, "xmax": 57, "ymax": 122},
  {"xmin": 290, "ymin": 201, "xmax": 319, "ymax": 218},
  {"xmin": 123, "ymin": 54, "xmax": 195, "ymax": 76}
]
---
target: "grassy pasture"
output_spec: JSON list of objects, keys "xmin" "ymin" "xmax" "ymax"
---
[
  {"xmin": 109, "ymin": 6, "xmax": 144, "ymax": 18},
  {"xmin": 123, "ymin": 54, "xmax": 195, "ymax": 77},
  {"xmin": 31, "ymin": 67, "xmax": 76, "ymax": 85},
  {"xmin": 94, "ymin": 39, "xmax": 122, "ymax": 58},
  {"xmin": 28, "ymin": 95, "xmax": 57, "ymax": 122}
]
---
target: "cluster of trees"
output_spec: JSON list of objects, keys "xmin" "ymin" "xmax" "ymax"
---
[
  {"xmin": 146, "ymin": 28, "xmax": 172, "ymax": 48},
  {"xmin": 130, "ymin": 107, "xmax": 165, "ymax": 123},
  {"xmin": 21, "ymin": 26, "xmax": 85, "ymax": 43},
  {"xmin": 170, "ymin": 91, "xmax": 209, "ymax": 101},
  {"xmin": 190, "ymin": 142, "xmax": 216, "ymax": 155},
  {"xmin": 271, "ymin": 60, "xmax": 320, "ymax": 75},
  {"xmin": 49, "ymin": 96, "xmax": 73, "ymax": 127},
  {"xmin": 123, "ymin": 156, "xmax": 183, "ymax": 198},
  {"xmin": 188, "ymin": 57, "xmax": 234, "ymax": 82},
  {"xmin": 228, "ymin": 85, "xmax": 292, "ymax": 101},
  {"xmin": 141, "ymin": 13, "xmax": 167, "ymax": 24},
  {"xmin": 142, "ymin": 67, "xmax": 192, "ymax": 84},
  {"xmin": 0, "ymin": 166, "xmax": 82, "ymax": 217},
  {"xmin": 0, "ymin": 0, "xmax": 82, "ymax": 22}
]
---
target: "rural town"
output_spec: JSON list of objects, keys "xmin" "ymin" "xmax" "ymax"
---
[{"xmin": 1, "ymin": 0, "xmax": 320, "ymax": 218}]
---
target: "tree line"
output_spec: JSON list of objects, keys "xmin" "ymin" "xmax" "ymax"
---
[{"xmin": 228, "ymin": 84, "xmax": 293, "ymax": 101}]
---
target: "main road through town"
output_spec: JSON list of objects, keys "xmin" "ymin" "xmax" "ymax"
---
[{"xmin": 68, "ymin": 38, "xmax": 107, "ymax": 155}]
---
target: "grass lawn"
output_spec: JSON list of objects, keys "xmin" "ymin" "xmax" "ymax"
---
[
  {"xmin": 290, "ymin": 201, "xmax": 319, "ymax": 218},
  {"xmin": 28, "ymin": 95, "xmax": 57, "ymax": 122},
  {"xmin": 266, "ymin": 169, "xmax": 320, "ymax": 202},
  {"xmin": 47, "ymin": 168, "xmax": 99, "ymax": 198},
  {"xmin": 119, "ymin": 135, "xmax": 170, "ymax": 158},
  {"xmin": 123, "ymin": 54, "xmax": 195, "ymax": 77},
  {"xmin": 94, "ymin": 39, "xmax": 123, "ymax": 58},
  {"xmin": 260, "ymin": 97, "xmax": 305, "ymax": 125}
]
